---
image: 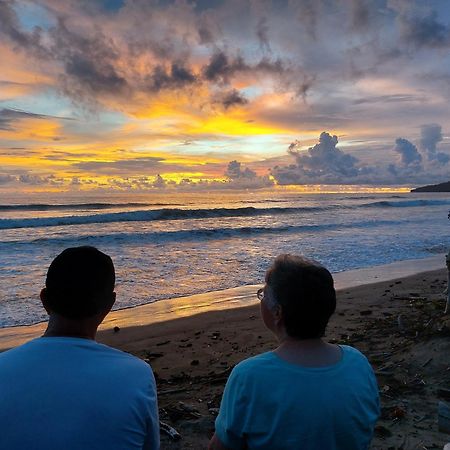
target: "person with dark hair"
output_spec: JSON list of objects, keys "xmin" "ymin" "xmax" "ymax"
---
[
  {"xmin": 0, "ymin": 246, "xmax": 159, "ymax": 450},
  {"xmin": 210, "ymin": 254, "xmax": 379, "ymax": 450}
]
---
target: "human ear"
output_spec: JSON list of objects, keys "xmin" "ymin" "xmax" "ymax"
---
[
  {"xmin": 273, "ymin": 304, "xmax": 283, "ymax": 327},
  {"xmin": 103, "ymin": 292, "xmax": 116, "ymax": 316},
  {"xmin": 40, "ymin": 288, "xmax": 51, "ymax": 315}
]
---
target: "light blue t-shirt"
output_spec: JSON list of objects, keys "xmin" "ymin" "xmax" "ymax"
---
[
  {"xmin": 0, "ymin": 337, "xmax": 159, "ymax": 450},
  {"xmin": 215, "ymin": 345, "xmax": 379, "ymax": 450}
]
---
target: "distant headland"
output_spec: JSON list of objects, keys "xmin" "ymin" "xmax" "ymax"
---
[{"xmin": 411, "ymin": 181, "xmax": 450, "ymax": 192}]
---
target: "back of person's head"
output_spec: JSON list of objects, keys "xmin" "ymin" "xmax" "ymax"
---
[
  {"xmin": 44, "ymin": 246, "xmax": 115, "ymax": 319},
  {"xmin": 265, "ymin": 254, "xmax": 336, "ymax": 339}
]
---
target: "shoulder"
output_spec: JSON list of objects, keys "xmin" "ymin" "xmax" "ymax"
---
[
  {"xmin": 229, "ymin": 352, "xmax": 276, "ymax": 380},
  {"xmin": 0, "ymin": 338, "xmax": 41, "ymax": 360},
  {"xmin": 340, "ymin": 345, "xmax": 376, "ymax": 376},
  {"xmin": 340, "ymin": 345, "xmax": 370, "ymax": 364},
  {"xmin": 94, "ymin": 342, "xmax": 154, "ymax": 375}
]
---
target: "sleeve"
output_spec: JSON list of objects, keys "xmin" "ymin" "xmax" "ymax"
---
[
  {"xmin": 214, "ymin": 366, "xmax": 249, "ymax": 450},
  {"xmin": 143, "ymin": 371, "xmax": 160, "ymax": 450}
]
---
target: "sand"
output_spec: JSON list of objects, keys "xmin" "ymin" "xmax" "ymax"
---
[{"xmin": 1, "ymin": 256, "xmax": 449, "ymax": 449}]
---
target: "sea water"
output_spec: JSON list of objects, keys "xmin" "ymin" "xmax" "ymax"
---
[{"xmin": 0, "ymin": 191, "xmax": 449, "ymax": 327}]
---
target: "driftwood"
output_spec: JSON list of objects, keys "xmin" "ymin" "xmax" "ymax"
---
[{"xmin": 160, "ymin": 421, "xmax": 182, "ymax": 441}]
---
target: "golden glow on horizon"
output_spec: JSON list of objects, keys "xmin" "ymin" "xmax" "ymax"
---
[{"xmin": 275, "ymin": 185, "xmax": 412, "ymax": 194}]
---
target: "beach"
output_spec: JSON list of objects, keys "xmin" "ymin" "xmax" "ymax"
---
[{"xmin": 1, "ymin": 258, "xmax": 449, "ymax": 449}]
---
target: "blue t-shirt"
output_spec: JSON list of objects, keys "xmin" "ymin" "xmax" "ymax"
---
[
  {"xmin": 0, "ymin": 337, "xmax": 159, "ymax": 450},
  {"xmin": 215, "ymin": 345, "xmax": 379, "ymax": 449}
]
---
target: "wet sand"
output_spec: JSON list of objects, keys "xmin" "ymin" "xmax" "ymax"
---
[{"xmin": 0, "ymin": 254, "xmax": 444, "ymax": 350}]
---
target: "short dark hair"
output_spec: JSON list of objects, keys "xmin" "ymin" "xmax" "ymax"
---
[
  {"xmin": 45, "ymin": 246, "xmax": 115, "ymax": 319},
  {"xmin": 265, "ymin": 254, "xmax": 336, "ymax": 339}
]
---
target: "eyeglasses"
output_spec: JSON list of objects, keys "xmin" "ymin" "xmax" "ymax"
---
[{"xmin": 256, "ymin": 287, "xmax": 264, "ymax": 301}]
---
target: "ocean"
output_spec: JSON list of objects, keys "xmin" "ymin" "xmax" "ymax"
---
[{"xmin": 0, "ymin": 190, "xmax": 449, "ymax": 327}]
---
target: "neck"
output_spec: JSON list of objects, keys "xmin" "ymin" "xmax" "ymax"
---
[
  {"xmin": 278, "ymin": 336, "xmax": 326, "ymax": 349},
  {"xmin": 274, "ymin": 336, "xmax": 341, "ymax": 367},
  {"xmin": 43, "ymin": 315, "xmax": 98, "ymax": 340}
]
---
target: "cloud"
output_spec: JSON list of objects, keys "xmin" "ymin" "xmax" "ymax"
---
[
  {"xmin": 270, "ymin": 130, "xmax": 450, "ymax": 186},
  {"xmin": 419, "ymin": 123, "xmax": 450, "ymax": 164},
  {"xmin": 74, "ymin": 156, "xmax": 166, "ymax": 174},
  {"xmin": 350, "ymin": 0, "xmax": 371, "ymax": 31},
  {"xmin": 216, "ymin": 89, "xmax": 248, "ymax": 109},
  {"xmin": 202, "ymin": 51, "xmax": 246, "ymax": 83},
  {"xmin": 145, "ymin": 63, "xmax": 197, "ymax": 92},
  {"xmin": 225, "ymin": 160, "xmax": 257, "ymax": 180},
  {"xmin": 393, "ymin": 138, "xmax": 422, "ymax": 166},
  {"xmin": 399, "ymin": 11, "xmax": 450, "ymax": 49},
  {"xmin": 353, "ymin": 94, "xmax": 426, "ymax": 105},
  {"xmin": 272, "ymin": 132, "xmax": 361, "ymax": 184},
  {"xmin": 197, "ymin": 18, "xmax": 216, "ymax": 44},
  {"xmin": 2, "ymin": 0, "xmax": 450, "ymax": 194},
  {"xmin": 295, "ymin": 0, "xmax": 319, "ymax": 40},
  {"xmin": 0, "ymin": 108, "xmax": 71, "ymax": 130},
  {"xmin": 153, "ymin": 174, "xmax": 166, "ymax": 188},
  {"xmin": 0, "ymin": 174, "xmax": 15, "ymax": 185},
  {"xmin": 64, "ymin": 53, "xmax": 126, "ymax": 94},
  {"xmin": 256, "ymin": 16, "xmax": 271, "ymax": 53},
  {"xmin": 0, "ymin": 0, "xmax": 47, "ymax": 56},
  {"xmin": 18, "ymin": 173, "xmax": 49, "ymax": 185},
  {"xmin": 225, "ymin": 160, "xmax": 273, "ymax": 188}
]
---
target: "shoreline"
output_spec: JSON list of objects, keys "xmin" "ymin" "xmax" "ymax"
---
[{"xmin": 0, "ymin": 253, "xmax": 446, "ymax": 351}]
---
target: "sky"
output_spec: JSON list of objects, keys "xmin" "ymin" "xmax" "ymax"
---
[{"xmin": 1, "ymin": 0, "xmax": 450, "ymax": 194}]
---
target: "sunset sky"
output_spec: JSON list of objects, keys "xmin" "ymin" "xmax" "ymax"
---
[{"xmin": 1, "ymin": 0, "xmax": 450, "ymax": 193}]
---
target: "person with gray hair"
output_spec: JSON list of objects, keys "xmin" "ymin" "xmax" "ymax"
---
[{"xmin": 210, "ymin": 254, "xmax": 379, "ymax": 450}]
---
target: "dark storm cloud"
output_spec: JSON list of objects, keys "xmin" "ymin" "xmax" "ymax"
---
[
  {"xmin": 393, "ymin": 138, "xmax": 422, "ymax": 166},
  {"xmin": 145, "ymin": 63, "xmax": 197, "ymax": 92},
  {"xmin": 49, "ymin": 19, "xmax": 127, "ymax": 97},
  {"xmin": 0, "ymin": 4, "xmax": 129, "ymax": 103},
  {"xmin": 64, "ymin": 54, "xmax": 126, "ymax": 93},
  {"xmin": 218, "ymin": 89, "xmax": 248, "ymax": 109},
  {"xmin": 0, "ymin": 0, "xmax": 295, "ymax": 110},
  {"xmin": 0, "ymin": 0, "xmax": 47, "ymax": 56},
  {"xmin": 202, "ymin": 51, "xmax": 247, "ymax": 82},
  {"xmin": 202, "ymin": 51, "xmax": 286, "ymax": 84}
]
